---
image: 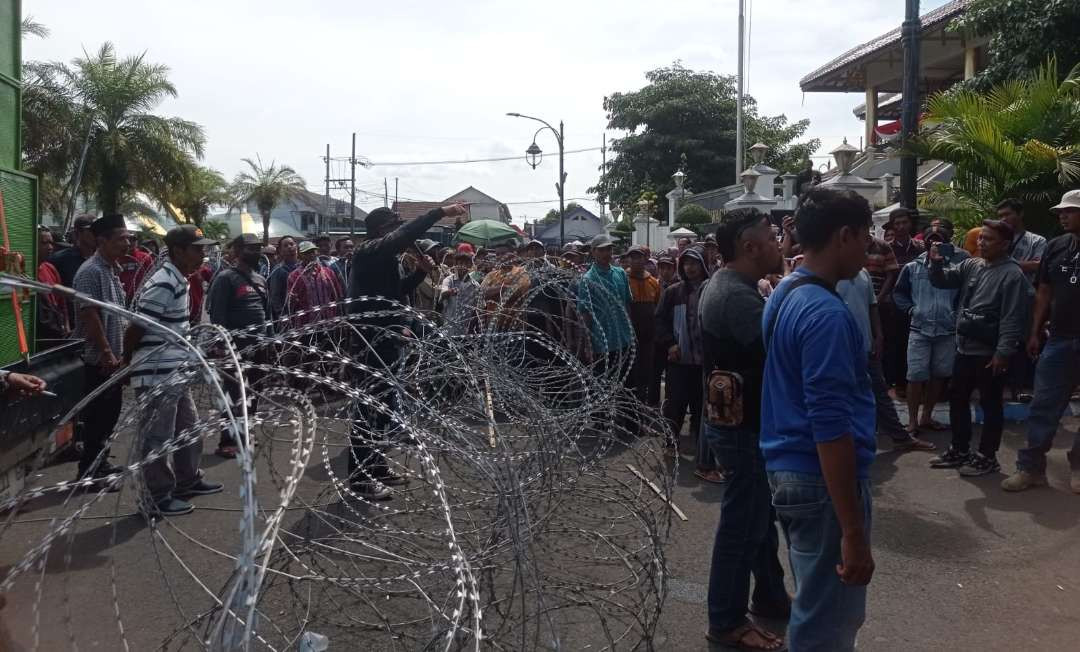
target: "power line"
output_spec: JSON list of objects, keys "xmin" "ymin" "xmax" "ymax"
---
[{"xmin": 361, "ymin": 147, "xmax": 602, "ymax": 167}]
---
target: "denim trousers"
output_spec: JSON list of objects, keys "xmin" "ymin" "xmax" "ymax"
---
[
  {"xmin": 769, "ymin": 470, "xmax": 872, "ymax": 652},
  {"xmin": 706, "ymin": 425, "xmax": 787, "ymax": 633},
  {"xmin": 1017, "ymin": 337, "xmax": 1080, "ymax": 473}
]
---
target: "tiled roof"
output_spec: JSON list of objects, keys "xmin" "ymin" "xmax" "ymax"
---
[{"xmin": 800, "ymin": 0, "xmax": 971, "ymax": 92}]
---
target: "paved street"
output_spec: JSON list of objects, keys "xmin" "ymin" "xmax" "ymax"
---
[{"xmin": 2, "ymin": 404, "xmax": 1078, "ymax": 651}]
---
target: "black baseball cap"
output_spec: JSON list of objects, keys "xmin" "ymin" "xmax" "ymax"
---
[
  {"xmin": 164, "ymin": 224, "xmax": 215, "ymax": 247},
  {"xmin": 365, "ymin": 207, "xmax": 401, "ymax": 231}
]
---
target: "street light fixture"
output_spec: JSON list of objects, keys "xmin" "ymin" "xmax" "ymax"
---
[
  {"xmin": 525, "ymin": 142, "xmax": 543, "ymax": 169},
  {"xmin": 508, "ymin": 112, "xmax": 567, "ymax": 245}
]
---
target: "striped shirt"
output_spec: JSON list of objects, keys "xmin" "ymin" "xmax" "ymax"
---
[
  {"xmin": 130, "ymin": 260, "xmax": 191, "ymax": 388},
  {"xmin": 72, "ymin": 253, "xmax": 127, "ymax": 365}
]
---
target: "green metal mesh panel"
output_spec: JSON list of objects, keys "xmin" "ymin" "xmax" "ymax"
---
[
  {"xmin": 0, "ymin": 0, "xmax": 17, "ymax": 81},
  {"xmin": 0, "ymin": 81, "xmax": 17, "ymax": 170},
  {"xmin": 0, "ymin": 169, "xmax": 36, "ymax": 365}
]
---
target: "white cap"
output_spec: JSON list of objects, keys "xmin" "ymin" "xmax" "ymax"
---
[{"xmin": 1050, "ymin": 189, "xmax": 1080, "ymax": 212}]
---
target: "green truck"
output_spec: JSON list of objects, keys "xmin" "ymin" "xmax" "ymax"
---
[{"xmin": 1, "ymin": 0, "xmax": 84, "ymax": 504}]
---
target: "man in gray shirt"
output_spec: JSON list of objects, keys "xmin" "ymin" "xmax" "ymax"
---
[
  {"xmin": 837, "ymin": 269, "xmax": 934, "ymax": 452},
  {"xmin": 928, "ymin": 219, "xmax": 1034, "ymax": 476}
]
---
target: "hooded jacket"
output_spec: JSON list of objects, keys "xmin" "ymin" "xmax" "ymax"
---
[
  {"xmin": 655, "ymin": 247, "xmax": 708, "ymax": 367},
  {"xmin": 929, "ymin": 254, "xmax": 1034, "ymax": 357}
]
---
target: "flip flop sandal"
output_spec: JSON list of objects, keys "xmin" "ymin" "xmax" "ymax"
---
[{"xmin": 706, "ymin": 623, "xmax": 786, "ymax": 651}]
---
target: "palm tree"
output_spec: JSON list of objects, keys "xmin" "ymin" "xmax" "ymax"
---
[
  {"xmin": 20, "ymin": 17, "xmax": 49, "ymax": 38},
  {"xmin": 229, "ymin": 156, "xmax": 307, "ymax": 244},
  {"xmin": 168, "ymin": 165, "xmax": 230, "ymax": 227},
  {"xmin": 912, "ymin": 57, "xmax": 1080, "ymax": 232},
  {"xmin": 47, "ymin": 43, "xmax": 206, "ymax": 214}
]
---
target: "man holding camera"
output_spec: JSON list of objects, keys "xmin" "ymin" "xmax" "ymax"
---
[{"xmin": 927, "ymin": 220, "xmax": 1034, "ymax": 476}]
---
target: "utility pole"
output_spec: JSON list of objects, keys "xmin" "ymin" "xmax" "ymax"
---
[
  {"xmin": 600, "ymin": 134, "xmax": 607, "ymax": 222},
  {"xmin": 394, "ymin": 178, "xmax": 398, "ymax": 205},
  {"xmin": 735, "ymin": 0, "xmax": 746, "ymax": 183},
  {"xmin": 384, "ymin": 178, "xmax": 389, "ymax": 208},
  {"xmin": 349, "ymin": 133, "xmax": 356, "ymax": 237},
  {"xmin": 323, "ymin": 143, "xmax": 330, "ymax": 237},
  {"xmin": 900, "ymin": 0, "xmax": 922, "ymax": 209}
]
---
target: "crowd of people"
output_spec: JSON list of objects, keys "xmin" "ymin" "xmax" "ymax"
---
[{"xmin": 17, "ymin": 184, "xmax": 1080, "ymax": 649}]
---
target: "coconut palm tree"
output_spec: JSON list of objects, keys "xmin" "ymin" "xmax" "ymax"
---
[
  {"xmin": 20, "ymin": 16, "xmax": 49, "ymax": 38},
  {"xmin": 912, "ymin": 57, "xmax": 1080, "ymax": 232},
  {"xmin": 229, "ymin": 157, "xmax": 307, "ymax": 244},
  {"xmin": 167, "ymin": 165, "xmax": 230, "ymax": 227},
  {"xmin": 46, "ymin": 43, "xmax": 206, "ymax": 215}
]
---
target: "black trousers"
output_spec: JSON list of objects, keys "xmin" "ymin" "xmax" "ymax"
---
[
  {"xmin": 348, "ymin": 345, "xmax": 398, "ymax": 481},
  {"xmin": 882, "ymin": 301, "xmax": 910, "ymax": 389},
  {"xmin": 663, "ymin": 363, "xmax": 703, "ymax": 444},
  {"xmin": 949, "ymin": 353, "xmax": 1007, "ymax": 458},
  {"xmin": 77, "ymin": 364, "xmax": 123, "ymax": 476},
  {"xmin": 647, "ymin": 341, "xmax": 667, "ymax": 407}
]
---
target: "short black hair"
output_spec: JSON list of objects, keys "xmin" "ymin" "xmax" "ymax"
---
[
  {"xmin": 715, "ymin": 208, "xmax": 769, "ymax": 262},
  {"xmin": 315, "ymin": 235, "xmax": 331, "ymax": 243},
  {"xmin": 335, "ymin": 236, "xmax": 353, "ymax": 251},
  {"xmin": 278, "ymin": 235, "xmax": 296, "ymax": 245},
  {"xmin": 995, "ymin": 198, "xmax": 1024, "ymax": 215},
  {"xmin": 794, "ymin": 188, "xmax": 872, "ymax": 251}
]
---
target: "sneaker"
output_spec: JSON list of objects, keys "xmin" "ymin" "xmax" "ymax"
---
[
  {"xmin": 959, "ymin": 453, "xmax": 1001, "ymax": 477},
  {"xmin": 350, "ymin": 482, "xmax": 393, "ymax": 501},
  {"xmin": 1071, "ymin": 469, "xmax": 1080, "ymax": 495},
  {"xmin": 1001, "ymin": 470, "xmax": 1047, "ymax": 492},
  {"xmin": 929, "ymin": 447, "xmax": 970, "ymax": 469},
  {"xmin": 174, "ymin": 479, "xmax": 224, "ymax": 498},
  {"xmin": 144, "ymin": 497, "xmax": 195, "ymax": 517},
  {"xmin": 214, "ymin": 445, "xmax": 238, "ymax": 459},
  {"xmin": 374, "ymin": 471, "xmax": 410, "ymax": 487}
]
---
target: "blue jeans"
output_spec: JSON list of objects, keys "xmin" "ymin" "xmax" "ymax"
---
[
  {"xmin": 769, "ymin": 470, "xmax": 872, "ymax": 652},
  {"xmin": 705, "ymin": 425, "xmax": 787, "ymax": 633},
  {"xmin": 1017, "ymin": 337, "xmax": 1080, "ymax": 473}
]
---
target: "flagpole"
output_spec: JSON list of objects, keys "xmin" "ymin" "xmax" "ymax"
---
[{"xmin": 735, "ymin": 0, "xmax": 745, "ymax": 183}]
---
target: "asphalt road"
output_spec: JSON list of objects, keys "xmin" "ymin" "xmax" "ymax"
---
[{"xmin": 1, "ymin": 403, "xmax": 1078, "ymax": 651}]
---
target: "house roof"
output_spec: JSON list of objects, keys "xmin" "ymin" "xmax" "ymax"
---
[
  {"xmin": 443, "ymin": 186, "xmax": 513, "ymax": 222},
  {"xmin": 391, "ymin": 201, "xmax": 464, "ymax": 228},
  {"xmin": 294, "ymin": 189, "xmax": 366, "ymax": 219},
  {"xmin": 800, "ymin": 0, "xmax": 972, "ymax": 93}
]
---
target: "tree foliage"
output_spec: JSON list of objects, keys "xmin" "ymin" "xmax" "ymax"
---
[
  {"xmin": 62, "ymin": 44, "xmax": 204, "ymax": 214},
  {"xmin": 911, "ymin": 58, "xmax": 1080, "ymax": 233},
  {"xmin": 591, "ymin": 63, "xmax": 819, "ymax": 218},
  {"xmin": 168, "ymin": 166, "xmax": 230, "ymax": 227},
  {"xmin": 675, "ymin": 203, "xmax": 713, "ymax": 226},
  {"xmin": 540, "ymin": 201, "xmax": 580, "ymax": 224},
  {"xmin": 952, "ymin": 0, "xmax": 1080, "ymax": 91},
  {"xmin": 230, "ymin": 156, "xmax": 307, "ymax": 244}
]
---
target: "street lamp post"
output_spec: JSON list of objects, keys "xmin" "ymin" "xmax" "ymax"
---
[
  {"xmin": 508, "ymin": 112, "xmax": 566, "ymax": 246},
  {"xmin": 900, "ymin": 0, "xmax": 922, "ymax": 209}
]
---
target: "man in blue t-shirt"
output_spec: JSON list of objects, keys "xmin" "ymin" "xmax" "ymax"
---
[{"xmin": 760, "ymin": 188, "xmax": 877, "ymax": 652}]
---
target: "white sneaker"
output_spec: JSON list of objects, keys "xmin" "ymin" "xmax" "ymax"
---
[{"xmin": 1001, "ymin": 470, "xmax": 1047, "ymax": 492}]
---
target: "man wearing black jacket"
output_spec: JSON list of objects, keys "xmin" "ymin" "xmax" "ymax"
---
[{"xmin": 346, "ymin": 203, "xmax": 466, "ymax": 499}]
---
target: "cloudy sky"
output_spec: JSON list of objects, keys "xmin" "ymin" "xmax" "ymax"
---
[{"xmin": 24, "ymin": 0, "xmax": 950, "ymax": 224}]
